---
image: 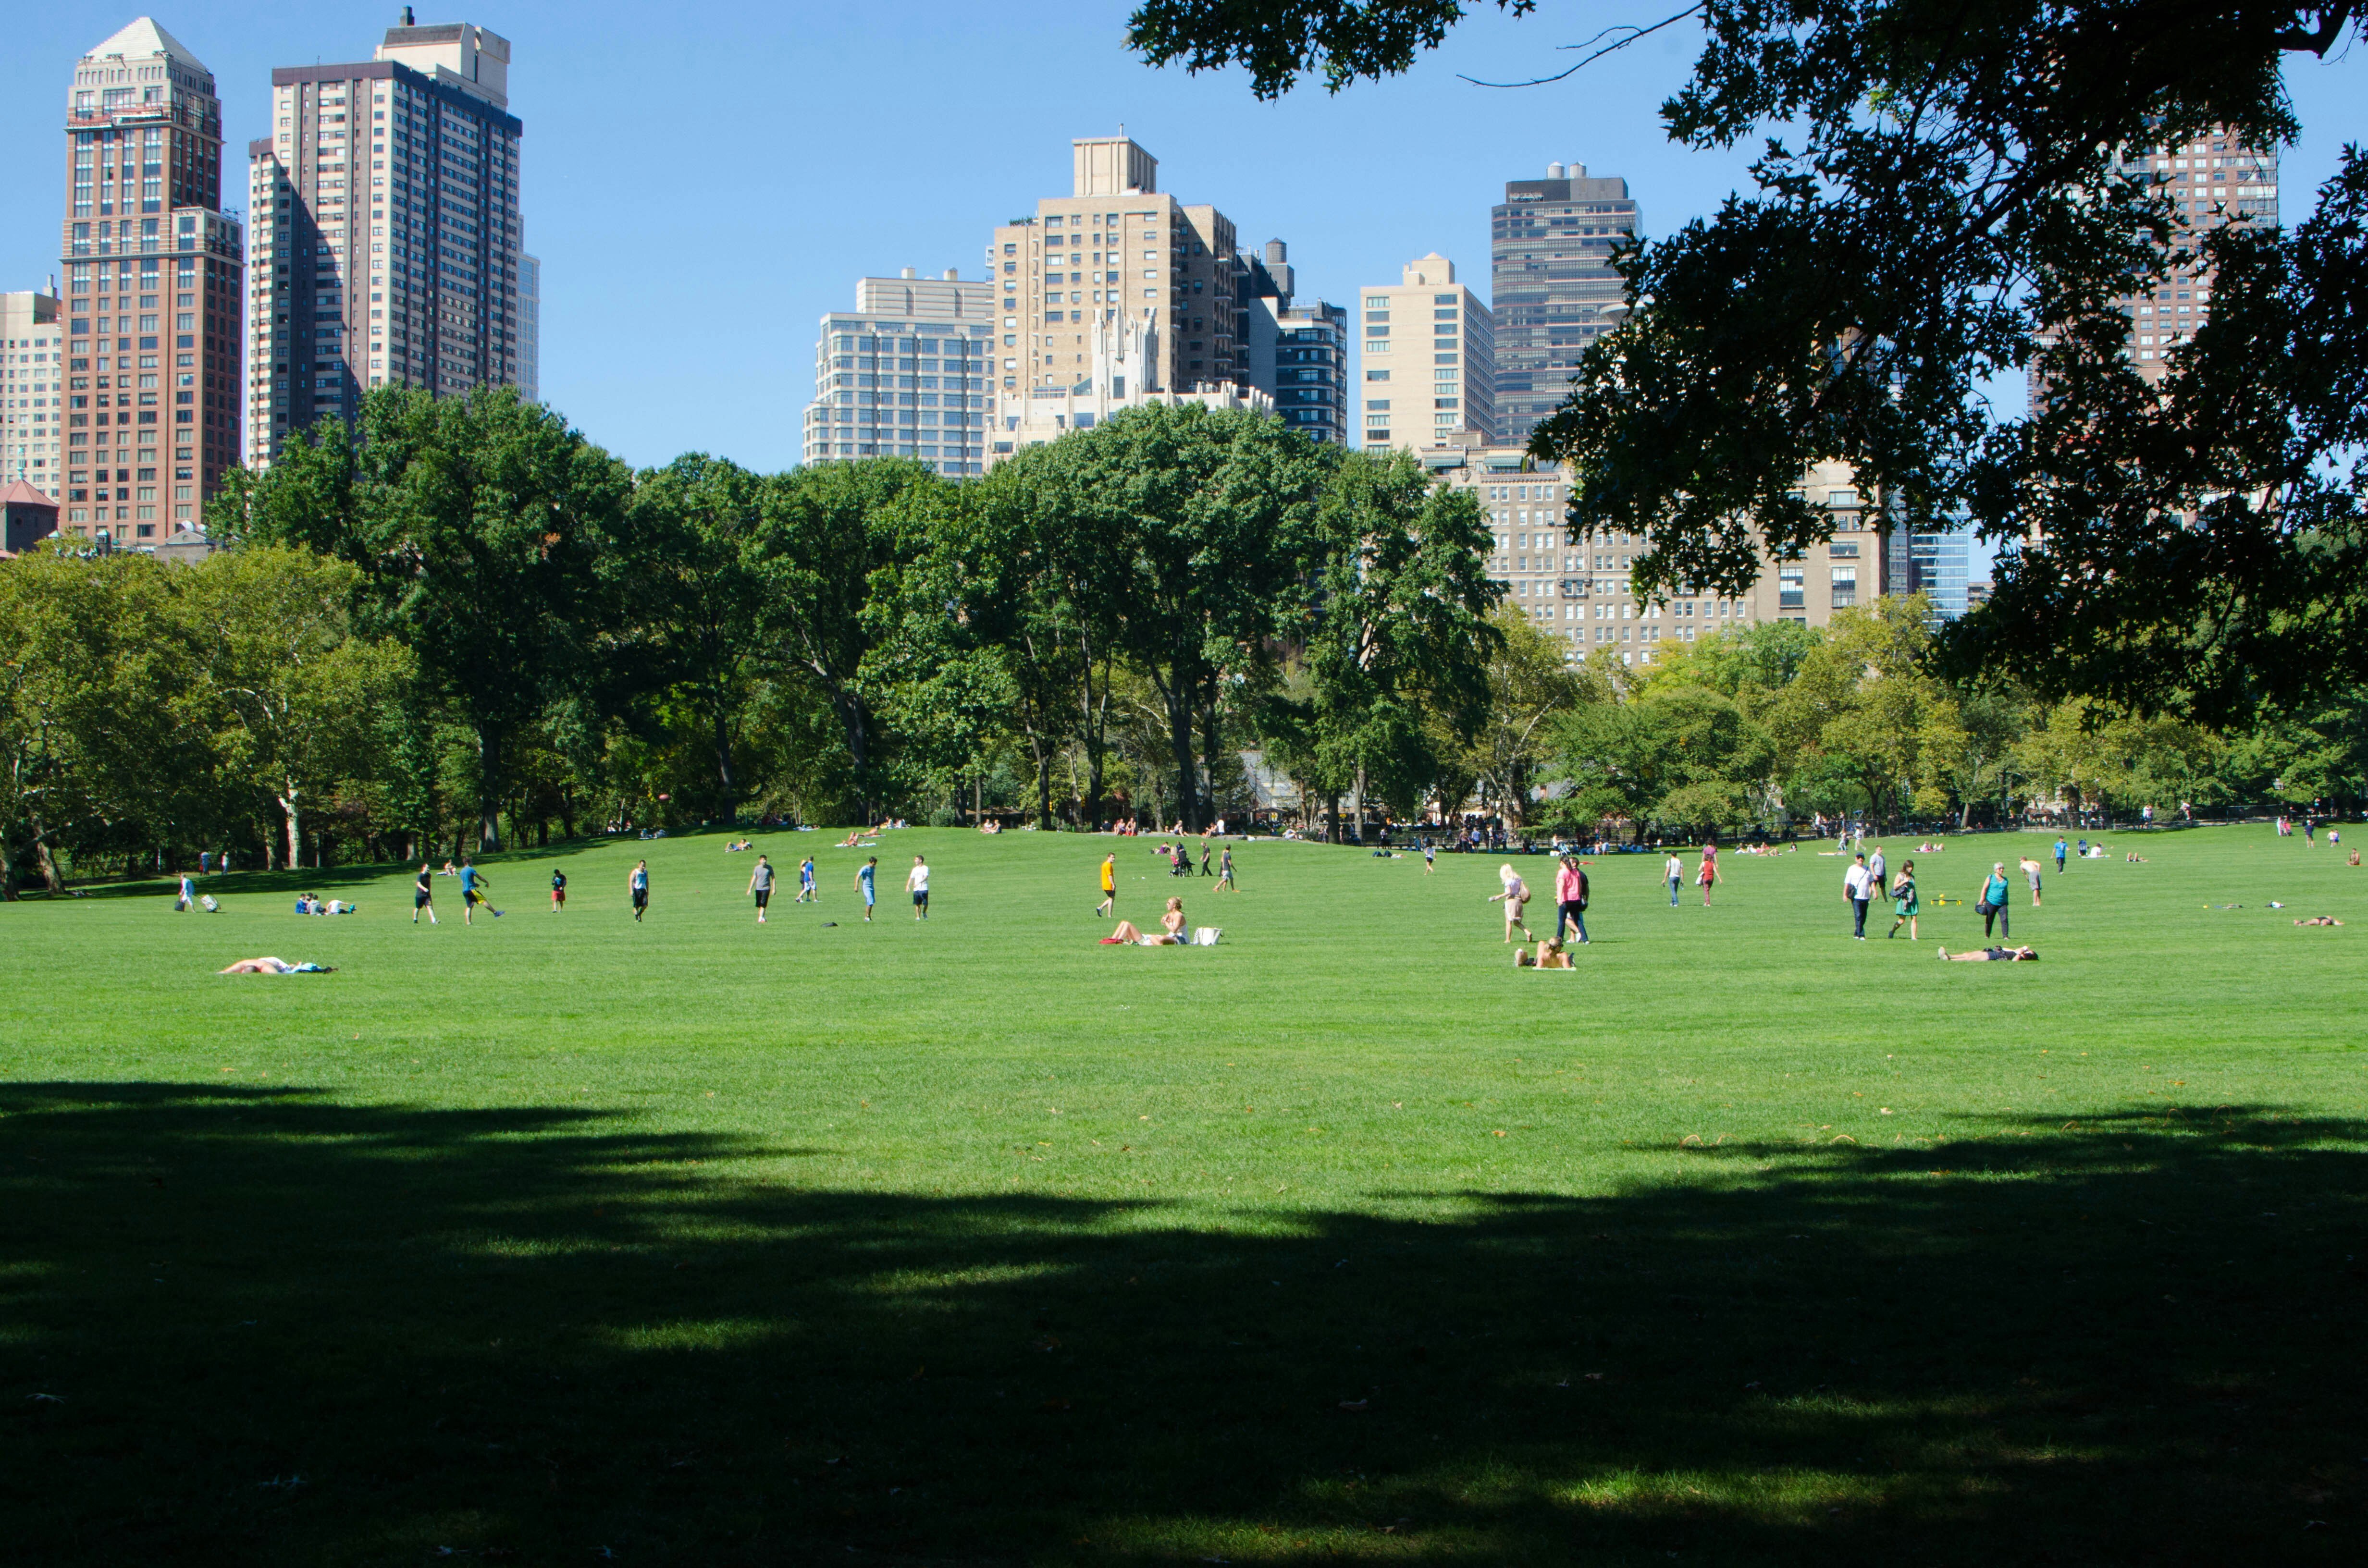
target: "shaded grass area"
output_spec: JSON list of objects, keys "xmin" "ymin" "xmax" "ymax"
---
[{"xmin": 3, "ymin": 826, "xmax": 2367, "ymax": 1563}]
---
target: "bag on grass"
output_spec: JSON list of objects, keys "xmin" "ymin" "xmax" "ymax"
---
[{"xmin": 1191, "ymin": 927, "xmax": 1222, "ymax": 946}]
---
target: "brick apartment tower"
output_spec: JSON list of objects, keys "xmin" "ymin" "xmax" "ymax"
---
[
  {"xmin": 56, "ymin": 18, "xmax": 245, "ymax": 542},
  {"xmin": 247, "ymin": 13, "xmax": 526, "ymax": 467}
]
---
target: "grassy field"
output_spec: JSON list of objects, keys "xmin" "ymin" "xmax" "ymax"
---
[{"xmin": 3, "ymin": 822, "xmax": 2365, "ymax": 1565}]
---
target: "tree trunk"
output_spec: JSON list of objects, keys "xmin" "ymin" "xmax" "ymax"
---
[
  {"xmin": 34, "ymin": 833, "xmax": 64, "ymax": 894},
  {"xmin": 277, "ymin": 781, "xmax": 302, "ymax": 873},
  {"xmin": 1163, "ymin": 681, "xmax": 1199, "ymax": 832},
  {"xmin": 477, "ymin": 723, "xmax": 506, "ymax": 852},
  {"xmin": 1354, "ymin": 763, "xmax": 1369, "ymax": 843},
  {"xmin": 1325, "ymin": 792, "xmax": 1340, "ymax": 844},
  {"xmin": 712, "ymin": 699, "xmax": 738, "ymax": 821},
  {"xmin": 1197, "ymin": 687, "xmax": 1223, "ymax": 832}
]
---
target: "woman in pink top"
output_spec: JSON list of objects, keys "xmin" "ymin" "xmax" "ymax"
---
[
  {"xmin": 1697, "ymin": 839, "xmax": 1719, "ymax": 906},
  {"xmin": 1554, "ymin": 855, "xmax": 1590, "ymax": 945}
]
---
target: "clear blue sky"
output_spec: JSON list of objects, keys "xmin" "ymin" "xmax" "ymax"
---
[{"xmin": 6, "ymin": 4, "xmax": 2358, "ymax": 489}]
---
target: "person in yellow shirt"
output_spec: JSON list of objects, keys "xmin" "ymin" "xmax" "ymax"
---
[{"xmin": 1096, "ymin": 853, "xmax": 1117, "ymax": 917}]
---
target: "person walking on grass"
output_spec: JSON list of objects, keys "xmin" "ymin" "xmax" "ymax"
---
[
  {"xmin": 2054, "ymin": 836, "xmax": 2068, "ymax": 876},
  {"xmin": 2022, "ymin": 855, "xmax": 2044, "ymax": 907},
  {"xmin": 748, "ymin": 854, "xmax": 776, "ymax": 924},
  {"xmin": 907, "ymin": 854, "xmax": 930, "ymax": 919},
  {"xmin": 1555, "ymin": 853, "xmax": 1591, "ymax": 946},
  {"xmin": 1491, "ymin": 863, "xmax": 1536, "ymax": 943},
  {"xmin": 797, "ymin": 855, "xmax": 817, "ymax": 904},
  {"xmin": 1664, "ymin": 850, "xmax": 1683, "ymax": 906},
  {"xmin": 629, "ymin": 859, "xmax": 650, "ymax": 923},
  {"xmin": 1097, "ymin": 852, "xmax": 1117, "ymax": 917},
  {"xmin": 1199, "ymin": 839, "xmax": 1213, "ymax": 877},
  {"xmin": 1978, "ymin": 861, "xmax": 2013, "ymax": 942},
  {"xmin": 1887, "ymin": 859, "xmax": 1919, "ymax": 940},
  {"xmin": 1422, "ymin": 838, "xmax": 1436, "ymax": 875},
  {"xmin": 1216, "ymin": 844, "xmax": 1236, "ymax": 892},
  {"xmin": 413, "ymin": 862, "xmax": 438, "ymax": 925},
  {"xmin": 1867, "ymin": 844, "xmax": 1887, "ymax": 906},
  {"xmin": 1844, "ymin": 852, "xmax": 1874, "ymax": 940},
  {"xmin": 174, "ymin": 870, "xmax": 197, "ymax": 911},
  {"xmin": 855, "ymin": 855, "xmax": 878, "ymax": 922},
  {"xmin": 550, "ymin": 868, "xmax": 567, "ymax": 912},
  {"xmin": 1698, "ymin": 838, "xmax": 1720, "ymax": 907}
]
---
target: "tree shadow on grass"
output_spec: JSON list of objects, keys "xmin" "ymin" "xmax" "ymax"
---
[{"xmin": 2, "ymin": 1085, "xmax": 2363, "ymax": 1566}]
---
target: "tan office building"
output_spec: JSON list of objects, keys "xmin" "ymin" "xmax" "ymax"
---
[
  {"xmin": 247, "ymin": 17, "xmax": 527, "ymax": 467},
  {"xmin": 1, "ymin": 291, "xmax": 65, "ymax": 498},
  {"xmin": 54, "ymin": 18, "xmax": 245, "ymax": 541},
  {"xmin": 1359, "ymin": 254, "xmax": 1494, "ymax": 453},
  {"xmin": 1429, "ymin": 442, "xmax": 1887, "ymax": 664}
]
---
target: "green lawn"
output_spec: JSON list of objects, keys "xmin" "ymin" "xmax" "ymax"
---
[{"xmin": 4, "ymin": 823, "xmax": 2365, "ymax": 1565}]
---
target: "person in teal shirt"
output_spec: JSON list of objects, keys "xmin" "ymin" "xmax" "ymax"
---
[
  {"xmin": 855, "ymin": 856, "xmax": 877, "ymax": 922},
  {"xmin": 2053, "ymin": 836, "xmax": 2067, "ymax": 875},
  {"xmin": 1980, "ymin": 862, "xmax": 2012, "ymax": 942}
]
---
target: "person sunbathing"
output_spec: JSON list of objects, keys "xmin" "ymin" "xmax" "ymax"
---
[
  {"xmin": 1515, "ymin": 938, "xmax": 1574, "ymax": 968},
  {"xmin": 1937, "ymin": 945, "xmax": 2039, "ymax": 961},
  {"xmin": 219, "ymin": 956, "xmax": 335, "ymax": 974},
  {"xmin": 2295, "ymin": 916, "xmax": 2345, "ymax": 926},
  {"xmin": 1101, "ymin": 897, "xmax": 1190, "ymax": 945}
]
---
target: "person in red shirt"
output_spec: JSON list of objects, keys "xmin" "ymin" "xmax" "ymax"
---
[
  {"xmin": 1554, "ymin": 854, "xmax": 1591, "ymax": 946},
  {"xmin": 1697, "ymin": 839, "xmax": 1720, "ymax": 906}
]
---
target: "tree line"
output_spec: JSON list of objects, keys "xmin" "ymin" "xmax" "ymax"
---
[{"xmin": 4, "ymin": 386, "xmax": 2360, "ymax": 894}]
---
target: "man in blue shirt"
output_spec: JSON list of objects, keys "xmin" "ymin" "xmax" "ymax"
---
[
  {"xmin": 2054, "ymin": 837, "xmax": 2067, "ymax": 875},
  {"xmin": 458, "ymin": 861, "xmax": 491, "ymax": 925},
  {"xmin": 855, "ymin": 856, "xmax": 877, "ymax": 923}
]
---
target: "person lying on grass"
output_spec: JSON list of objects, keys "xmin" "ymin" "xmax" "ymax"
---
[
  {"xmin": 1514, "ymin": 938, "xmax": 1574, "ymax": 969},
  {"xmin": 1101, "ymin": 897, "xmax": 1188, "ymax": 945},
  {"xmin": 1937, "ymin": 945, "xmax": 2039, "ymax": 962},
  {"xmin": 218, "ymin": 956, "xmax": 335, "ymax": 974},
  {"xmin": 2295, "ymin": 916, "xmax": 2346, "ymax": 926}
]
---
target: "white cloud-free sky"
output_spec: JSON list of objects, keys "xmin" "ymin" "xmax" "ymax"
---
[{"xmin": 6, "ymin": 2, "xmax": 2358, "ymax": 496}]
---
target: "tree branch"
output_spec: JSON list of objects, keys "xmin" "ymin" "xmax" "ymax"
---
[{"xmin": 1459, "ymin": 5, "xmax": 1703, "ymax": 88}]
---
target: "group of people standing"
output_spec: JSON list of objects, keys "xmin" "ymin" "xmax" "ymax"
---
[{"xmin": 1842, "ymin": 845, "xmax": 2047, "ymax": 943}]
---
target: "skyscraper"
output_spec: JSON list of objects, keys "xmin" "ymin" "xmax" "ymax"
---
[
  {"xmin": 801, "ymin": 270, "xmax": 998, "ymax": 473},
  {"xmin": 56, "ymin": 18, "xmax": 245, "ymax": 542},
  {"xmin": 2110, "ymin": 128, "xmax": 2278, "ymax": 385},
  {"xmin": 247, "ymin": 15, "xmax": 527, "ymax": 467},
  {"xmin": 1, "ymin": 290, "xmax": 64, "ymax": 498},
  {"xmin": 1357, "ymin": 254, "xmax": 1494, "ymax": 453},
  {"xmin": 1490, "ymin": 162, "xmax": 1637, "ymax": 448}
]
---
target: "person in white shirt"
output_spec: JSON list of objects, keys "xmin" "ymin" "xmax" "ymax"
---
[
  {"xmin": 1663, "ymin": 852, "xmax": 1683, "ymax": 906},
  {"xmin": 906, "ymin": 855, "xmax": 931, "ymax": 920},
  {"xmin": 1867, "ymin": 845, "xmax": 1887, "ymax": 895},
  {"xmin": 1843, "ymin": 852, "xmax": 1875, "ymax": 939}
]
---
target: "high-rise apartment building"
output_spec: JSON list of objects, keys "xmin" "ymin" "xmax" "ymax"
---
[
  {"xmin": 802, "ymin": 270, "xmax": 997, "ymax": 474},
  {"xmin": 247, "ymin": 15, "xmax": 526, "ymax": 466},
  {"xmin": 1238, "ymin": 242, "xmax": 1347, "ymax": 445},
  {"xmin": 989, "ymin": 136, "xmax": 1248, "ymax": 410},
  {"xmin": 2111, "ymin": 128, "xmax": 2278, "ymax": 385},
  {"xmin": 1358, "ymin": 254, "xmax": 1494, "ymax": 454},
  {"xmin": 1491, "ymin": 162, "xmax": 1637, "ymax": 448},
  {"xmin": 518, "ymin": 252, "xmax": 540, "ymax": 402},
  {"xmin": 56, "ymin": 18, "xmax": 245, "ymax": 542},
  {"xmin": 1, "ymin": 291, "xmax": 65, "ymax": 497}
]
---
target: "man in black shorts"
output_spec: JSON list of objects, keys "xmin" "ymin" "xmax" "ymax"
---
[
  {"xmin": 630, "ymin": 859, "xmax": 650, "ymax": 922},
  {"xmin": 413, "ymin": 862, "xmax": 437, "ymax": 925},
  {"xmin": 747, "ymin": 854, "xmax": 775, "ymax": 924}
]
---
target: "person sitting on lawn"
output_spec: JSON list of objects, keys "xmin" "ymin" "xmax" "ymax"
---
[
  {"xmin": 1937, "ymin": 944, "xmax": 2040, "ymax": 961},
  {"xmin": 1515, "ymin": 938, "xmax": 1574, "ymax": 969},
  {"xmin": 1101, "ymin": 896, "xmax": 1190, "ymax": 945},
  {"xmin": 219, "ymin": 956, "xmax": 335, "ymax": 974}
]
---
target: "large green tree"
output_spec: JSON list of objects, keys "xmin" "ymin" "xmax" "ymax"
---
[
  {"xmin": 1028, "ymin": 403, "xmax": 1332, "ymax": 831},
  {"xmin": 210, "ymin": 386, "xmax": 632, "ymax": 850},
  {"xmin": 1302, "ymin": 448, "xmax": 1503, "ymax": 835},
  {"xmin": 754, "ymin": 458, "xmax": 946, "ymax": 819},
  {"xmin": 1131, "ymin": 2, "xmax": 2367, "ymax": 721}
]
